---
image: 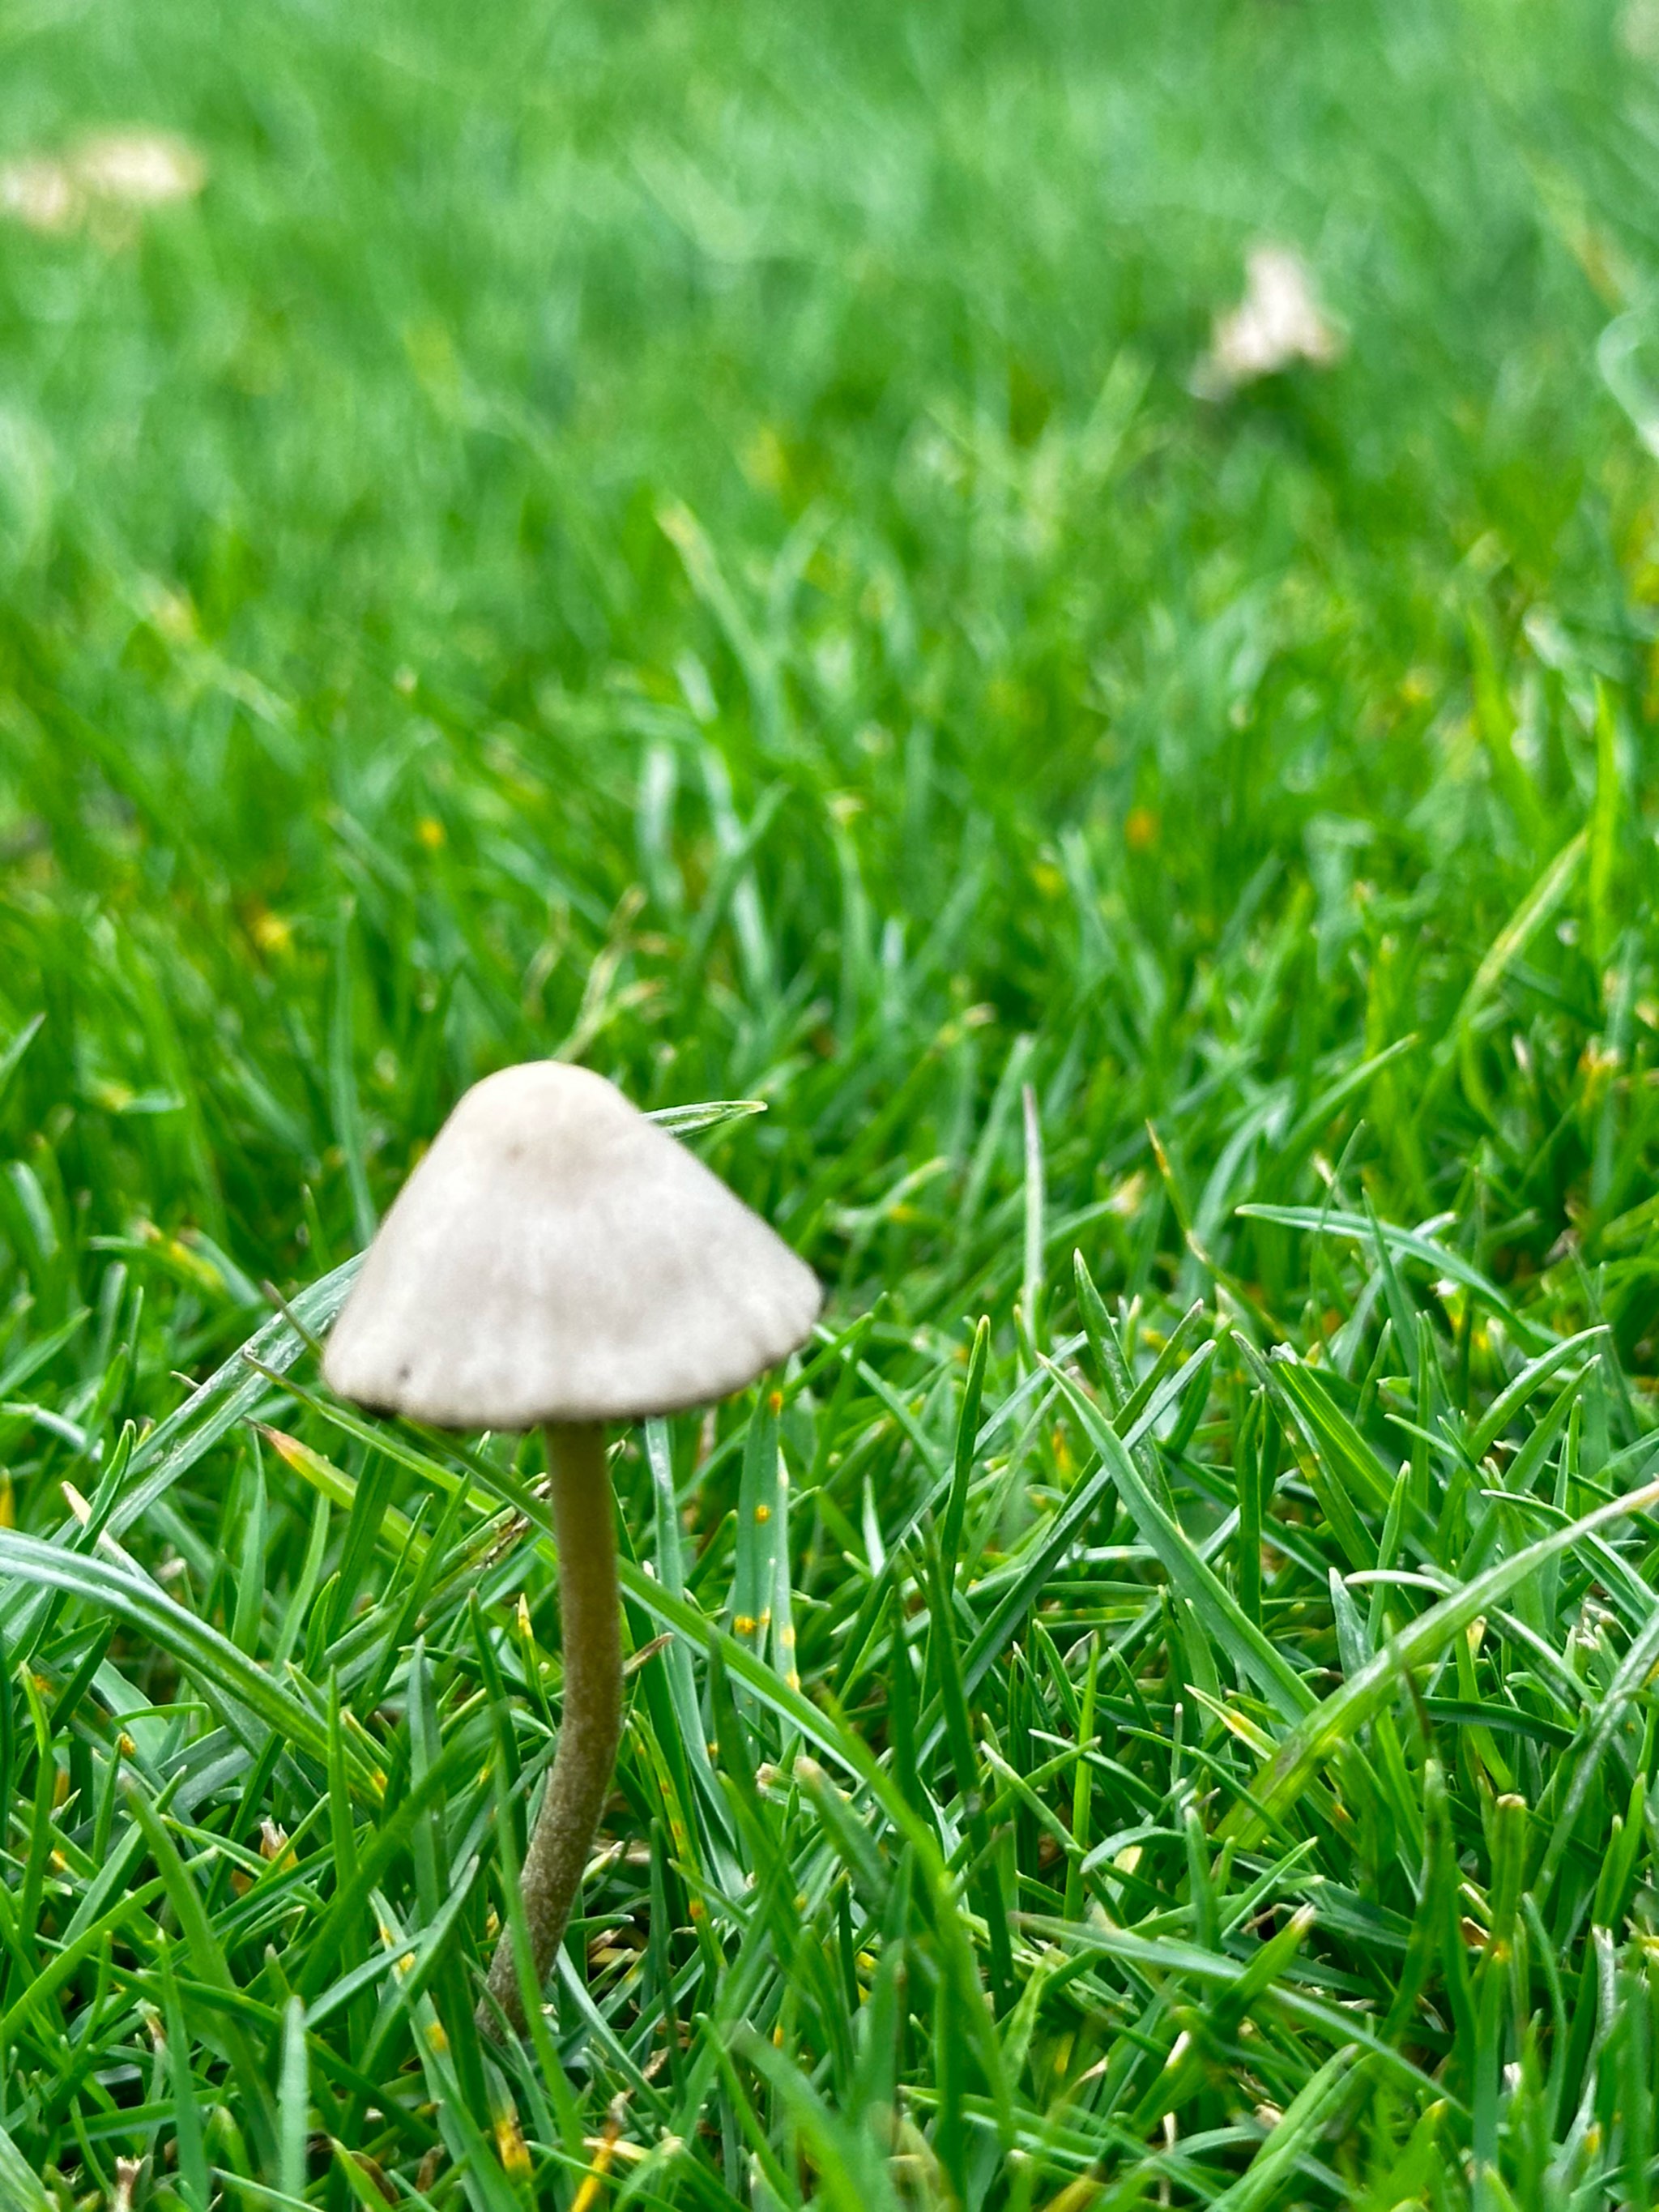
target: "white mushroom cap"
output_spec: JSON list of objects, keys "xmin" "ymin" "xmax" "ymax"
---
[{"xmin": 322, "ymin": 1062, "xmax": 822, "ymax": 1429}]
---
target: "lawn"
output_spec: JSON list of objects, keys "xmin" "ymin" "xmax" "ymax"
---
[{"xmin": 2, "ymin": 0, "xmax": 1659, "ymax": 2202}]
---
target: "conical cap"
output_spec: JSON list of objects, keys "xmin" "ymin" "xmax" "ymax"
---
[{"xmin": 322, "ymin": 1062, "xmax": 821, "ymax": 1428}]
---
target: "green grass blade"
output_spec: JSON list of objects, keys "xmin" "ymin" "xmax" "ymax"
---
[
  {"xmin": 1048, "ymin": 1364, "xmax": 1315, "ymax": 1723},
  {"xmin": 1224, "ymin": 1475, "xmax": 1659, "ymax": 1843}
]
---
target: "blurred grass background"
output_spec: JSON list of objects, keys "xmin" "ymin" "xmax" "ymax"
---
[
  {"xmin": 1, "ymin": 0, "xmax": 1651, "ymax": 1278},
  {"xmin": 6, "ymin": 0, "xmax": 1659, "ymax": 2204}
]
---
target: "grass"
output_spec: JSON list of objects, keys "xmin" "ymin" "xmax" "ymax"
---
[{"xmin": 4, "ymin": 0, "xmax": 1659, "ymax": 2201}]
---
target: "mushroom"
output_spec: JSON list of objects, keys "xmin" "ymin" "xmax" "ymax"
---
[{"xmin": 322, "ymin": 1061, "xmax": 821, "ymax": 2033}]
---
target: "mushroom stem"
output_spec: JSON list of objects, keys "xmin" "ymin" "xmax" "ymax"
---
[{"xmin": 479, "ymin": 1420, "xmax": 621, "ymax": 2035}]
